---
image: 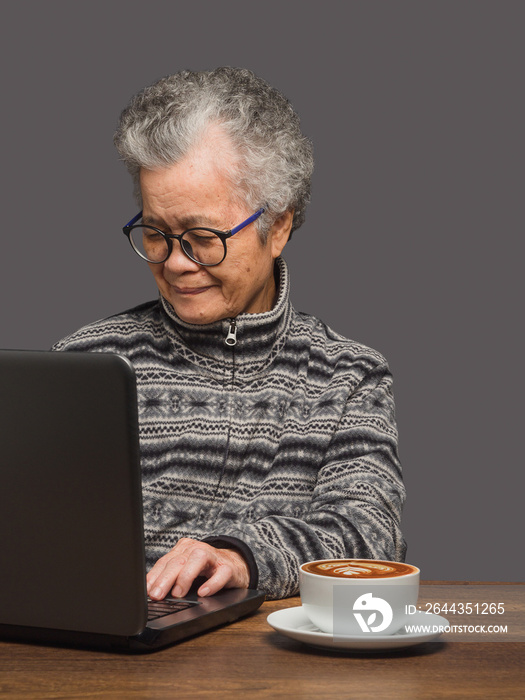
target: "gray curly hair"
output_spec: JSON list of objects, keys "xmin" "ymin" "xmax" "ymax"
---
[{"xmin": 114, "ymin": 67, "xmax": 314, "ymax": 240}]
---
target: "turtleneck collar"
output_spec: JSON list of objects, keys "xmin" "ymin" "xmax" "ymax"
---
[{"xmin": 159, "ymin": 257, "xmax": 292, "ymax": 379}]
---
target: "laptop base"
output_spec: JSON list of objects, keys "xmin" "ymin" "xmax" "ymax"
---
[{"xmin": 0, "ymin": 588, "xmax": 265, "ymax": 653}]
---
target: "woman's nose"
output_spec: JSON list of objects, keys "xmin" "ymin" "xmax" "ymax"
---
[{"xmin": 162, "ymin": 239, "xmax": 202, "ymax": 273}]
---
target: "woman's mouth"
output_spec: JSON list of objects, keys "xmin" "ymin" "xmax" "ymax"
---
[{"xmin": 171, "ymin": 285, "xmax": 213, "ymax": 296}]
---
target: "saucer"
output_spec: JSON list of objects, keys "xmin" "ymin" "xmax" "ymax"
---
[{"xmin": 267, "ymin": 606, "xmax": 449, "ymax": 652}]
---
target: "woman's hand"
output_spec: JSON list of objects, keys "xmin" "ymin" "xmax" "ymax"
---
[{"xmin": 146, "ymin": 537, "xmax": 250, "ymax": 600}]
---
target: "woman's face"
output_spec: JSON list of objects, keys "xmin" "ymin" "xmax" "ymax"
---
[{"xmin": 139, "ymin": 139, "xmax": 291, "ymax": 326}]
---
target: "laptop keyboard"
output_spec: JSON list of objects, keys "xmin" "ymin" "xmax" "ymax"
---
[{"xmin": 147, "ymin": 598, "xmax": 198, "ymax": 621}]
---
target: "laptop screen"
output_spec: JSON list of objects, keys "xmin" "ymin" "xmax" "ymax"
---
[{"xmin": 0, "ymin": 350, "xmax": 147, "ymax": 636}]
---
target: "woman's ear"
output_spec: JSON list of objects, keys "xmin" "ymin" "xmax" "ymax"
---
[{"xmin": 269, "ymin": 210, "xmax": 294, "ymax": 259}]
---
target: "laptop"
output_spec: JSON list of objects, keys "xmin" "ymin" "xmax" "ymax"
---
[{"xmin": 0, "ymin": 349, "xmax": 265, "ymax": 651}]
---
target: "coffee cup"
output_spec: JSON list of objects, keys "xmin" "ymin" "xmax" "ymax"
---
[{"xmin": 300, "ymin": 558, "xmax": 420, "ymax": 636}]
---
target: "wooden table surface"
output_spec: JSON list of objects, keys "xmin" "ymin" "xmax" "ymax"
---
[{"xmin": 1, "ymin": 583, "xmax": 523, "ymax": 699}]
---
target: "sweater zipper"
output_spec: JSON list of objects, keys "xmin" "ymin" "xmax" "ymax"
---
[
  {"xmin": 212, "ymin": 318, "xmax": 237, "ymax": 504},
  {"xmin": 225, "ymin": 318, "xmax": 237, "ymax": 346}
]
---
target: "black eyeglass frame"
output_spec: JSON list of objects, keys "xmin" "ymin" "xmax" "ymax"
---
[{"xmin": 122, "ymin": 208, "xmax": 265, "ymax": 266}]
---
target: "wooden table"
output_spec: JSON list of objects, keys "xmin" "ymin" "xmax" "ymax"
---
[{"xmin": 1, "ymin": 583, "xmax": 523, "ymax": 699}]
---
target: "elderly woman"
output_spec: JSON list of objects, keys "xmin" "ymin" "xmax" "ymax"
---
[{"xmin": 53, "ymin": 68, "xmax": 406, "ymax": 600}]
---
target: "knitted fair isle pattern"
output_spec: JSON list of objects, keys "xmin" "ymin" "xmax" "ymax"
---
[{"xmin": 52, "ymin": 259, "xmax": 406, "ymax": 599}]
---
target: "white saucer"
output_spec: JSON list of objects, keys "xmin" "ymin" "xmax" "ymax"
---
[{"xmin": 267, "ymin": 606, "xmax": 449, "ymax": 652}]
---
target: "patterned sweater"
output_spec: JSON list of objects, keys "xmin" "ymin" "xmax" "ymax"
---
[{"xmin": 53, "ymin": 258, "xmax": 406, "ymax": 599}]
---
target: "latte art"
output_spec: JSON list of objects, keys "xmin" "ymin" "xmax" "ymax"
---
[
  {"xmin": 301, "ymin": 559, "xmax": 417, "ymax": 578},
  {"xmin": 318, "ymin": 562, "xmax": 397, "ymax": 576}
]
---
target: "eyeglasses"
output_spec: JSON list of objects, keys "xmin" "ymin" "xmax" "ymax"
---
[{"xmin": 122, "ymin": 208, "xmax": 265, "ymax": 266}]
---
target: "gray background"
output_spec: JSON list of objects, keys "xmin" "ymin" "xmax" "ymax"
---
[{"xmin": 1, "ymin": 1, "xmax": 523, "ymax": 581}]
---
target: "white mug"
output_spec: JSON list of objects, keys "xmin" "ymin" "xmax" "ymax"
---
[{"xmin": 300, "ymin": 559, "xmax": 420, "ymax": 636}]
